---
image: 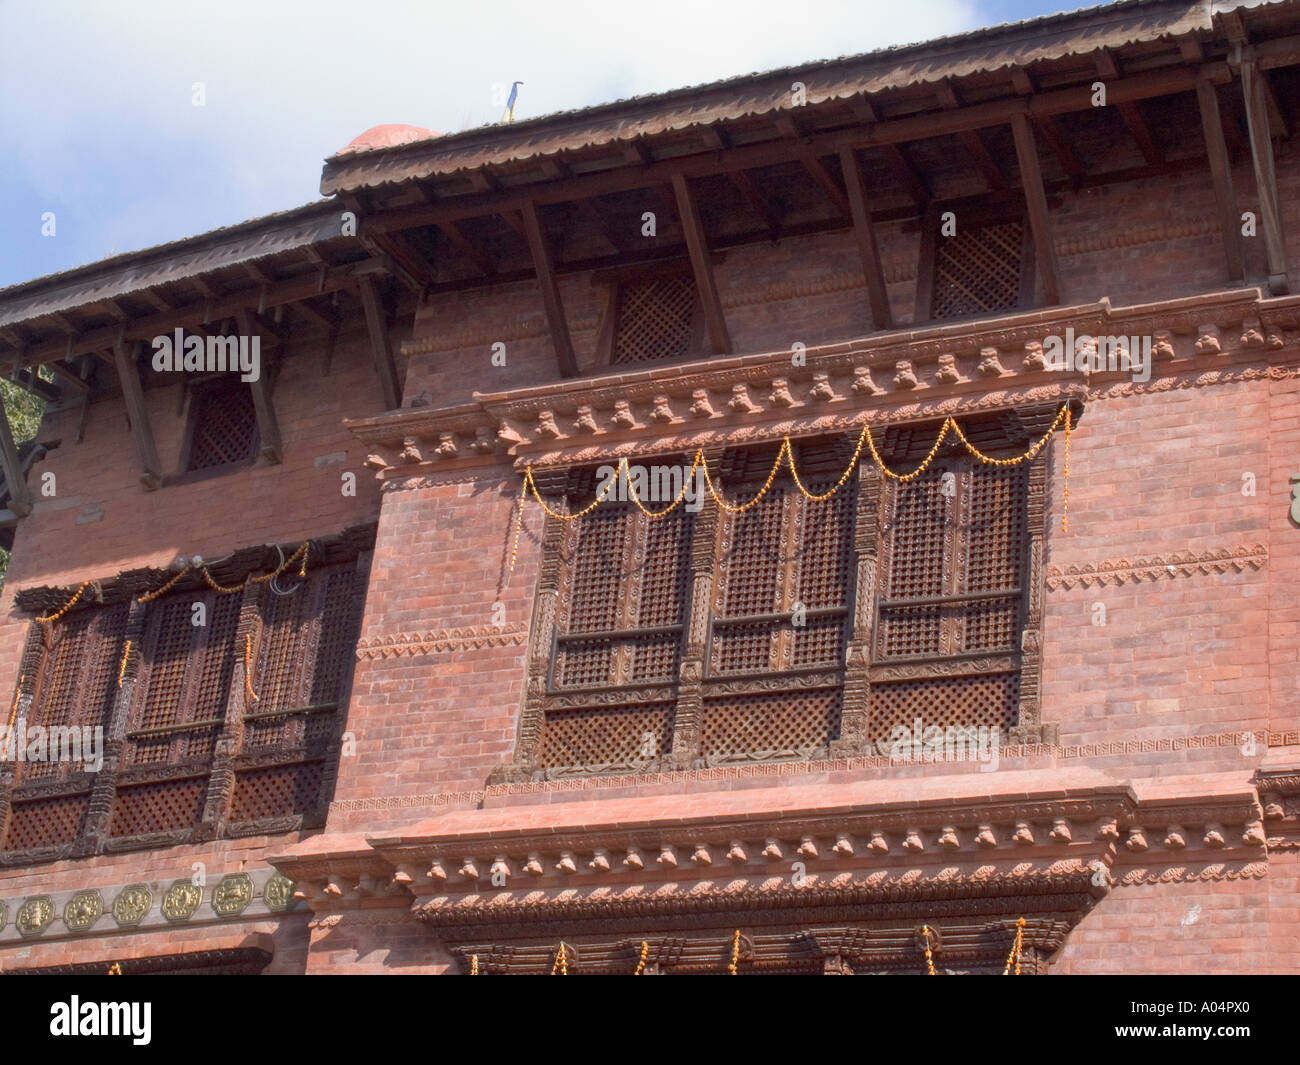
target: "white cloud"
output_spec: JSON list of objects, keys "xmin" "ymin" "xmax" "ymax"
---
[{"xmin": 0, "ymin": 0, "xmax": 988, "ymax": 272}]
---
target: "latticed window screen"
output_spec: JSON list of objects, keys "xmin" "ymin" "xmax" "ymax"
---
[
  {"xmin": 519, "ymin": 428, "xmax": 1041, "ymax": 777},
  {"xmin": 703, "ymin": 443, "xmax": 855, "ymax": 760},
  {"xmin": 870, "ymin": 454, "xmax": 1030, "ymax": 741},
  {"xmin": 612, "ymin": 276, "xmax": 699, "ymax": 364},
  {"xmin": 0, "ymin": 605, "xmax": 127, "ymax": 852},
  {"xmin": 540, "ymin": 494, "xmax": 692, "ymax": 770},
  {"xmin": 931, "ymin": 220, "xmax": 1026, "ymax": 320},
  {"xmin": 1, "ymin": 560, "xmax": 364, "ymax": 858},
  {"xmin": 186, "ymin": 384, "xmax": 258, "ymax": 471}
]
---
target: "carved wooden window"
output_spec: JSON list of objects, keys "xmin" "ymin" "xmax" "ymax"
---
[
  {"xmin": 701, "ymin": 441, "xmax": 856, "ymax": 762},
  {"xmin": 183, "ymin": 381, "xmax": 259, "ymax": 473},
  {"xmin": 534, "ymin": 469, "xmax": 693, "ymax": 773},
  {"xmin": 605, "ymin": 274, "xmax": 702, "ymax": 365},
  {"xmin": 0, "ymin": 606, "xmax": 127, "ymax": 854},
  {"xmin": 916, "ymin": 203, "xmax": 1035, "ymax": 323},
  {"xmin": 0, "ymin": 548, "xmax": 368, "ymax": 864},
  {"xmin": 505, "ymin": 421, "xmax": 1050, "ymax": 782},
  {"xmin": 866, "ymin": 416, "xmax": 1046, "ymax": 745}
]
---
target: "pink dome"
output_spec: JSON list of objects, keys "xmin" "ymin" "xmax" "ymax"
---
[{"xmin": 337, "ymin": 124, "xmax": 439, "ymax": 155}]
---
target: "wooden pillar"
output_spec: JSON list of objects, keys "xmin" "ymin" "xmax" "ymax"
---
[
  {"xmin": 111, "ymin": 339, "xmax": 163, "ymax": 490},
  {"xmin": 1010, "ymin": 114, "xmax": 1061, "ymax": 306},
  {"xmin": 669, "ymin": 460, "xmax": 721, "ymax": 770},
  {"xmin": 74, "ymin": 598, "xmax": 151, "ymax": 856},
  {"xmin": 1241, "ymin": 59, "xmax": 1290, "ymax": 295},
  {"xmin": 671, "ymin": 174, "xmax": 732, "ymax": 355},
  {"xmin": 520, "ymin": 201, "xmax": 579, "ymax": 378},
  {"xmin": 831, "ymin": 461, "xmax": 881, "ymax": 755},
  {"xmin": 1195, "ymin": 78, "xmax": 1246, "ymax": 283}
]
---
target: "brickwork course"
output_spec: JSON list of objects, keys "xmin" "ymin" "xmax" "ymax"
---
[{"xmin": 0, "ymin": 0, "xmax": 1298, "ymax": 975}]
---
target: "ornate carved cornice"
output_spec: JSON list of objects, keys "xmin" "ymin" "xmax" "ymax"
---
[
  {"xmin": 348, "ymin": 288, "xmax": 1300, "ymax": 477},
  {"xmin": 1045, "ymin": 544, "xmax": 1269, "ymax": 590}
]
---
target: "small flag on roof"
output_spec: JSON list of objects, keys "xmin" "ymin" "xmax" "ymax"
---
[{"xmin": 501, "ymin": 80, "xmax": 523, "ymax": 123}]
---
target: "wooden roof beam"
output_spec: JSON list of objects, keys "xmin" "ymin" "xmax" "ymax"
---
[
  {"xmin": 848, "ymin": 97, "xmax": 931, "ymax": 206},
  {"xmin": 437, "ymin": 219, "xmax": 496, "ymax": 278},
  {"xmin": 357, "ymin": 277, "xmax": 402, "ymax": 408},
  {"xmin": 369, "ymin": 58, "xmax": 1248, "ymax": 236},
  {"xmin": 1008, "ymin": 68, "xmax": 1082, "ymax": 184},
  {"xmin": 520, "ymin": 200, "xmax": 579, "ymax": 378},
  {"xmin": 839, "ymin": 147, "xmax": 892, "ymax": 331},
  {"xmin": 936, "ymin": 79, "xmax": 1007, "ymax": 189},
  {"xmin": 111, "ymin": 337, "xmax": 162, "ymax": 490},
  {"xmin": 1010, "ymin": 113, "xmax": 1061, "ymax": 306},
  {"xmin": 774, "ymin": 115, "xmax": 850, "ymax": 217},
  {"xmin": 1241, "ymin": 57, "xmax": 1289, "ymax": 294},
  {"xmin": 729, "ymin": 168, "xmax": 784, "ymax": 240},
  {"xmin": 671, "ymin": 173, "xmax": 731, "ymax": 355},
  {"xmin": 236, "ymin": 309, "xmax": 283, "ymax": 464},
  {"xmin": 1095, "ymin": 49, "xmax": 1163, "ymax": 166},
  {"xmin": 1195, "ymin": 77, "xmax": 1246, "ymax": 283}
]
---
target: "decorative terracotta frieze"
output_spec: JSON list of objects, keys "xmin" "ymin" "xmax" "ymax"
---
[{"xmin": 1045, "ymin": 544, "xmax": 1268, "ymax": 590}]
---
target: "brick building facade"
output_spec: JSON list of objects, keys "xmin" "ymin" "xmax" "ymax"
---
[{"xmin": 0, "ymin": 0, "xmax": 1297, "ymax": 974}]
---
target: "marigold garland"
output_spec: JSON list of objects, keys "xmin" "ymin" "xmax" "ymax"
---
[
  {"xmin": 36, "ymin": 581, "xmax": 90, "ymax": 624},
  {"xmin": 136, "ymin": 567, "xmax": 190, "ymax": 603},
  {"xmin": 470, "ymin": 954, "xmax": 479, "ymax": 976},
  {"xmin": 107, "ymin": 963, "xmax": 122, "ymax": 976},
  {"xmin": 7, "ymin": 675, "xmax": 22, "ymax": 731},
  {"xmin": 1003, "ymin": 916, "xmax": 1026, "ymax": 976},
  {"xmin": 921, "ymin": 925, "xmax": 939, "ymax": 976},
  {"xmin": 633, "ymin": 940, "xmax": 649, "ymax": 975},
  {"xmin": 728, "ymin": 929, "xmax": 741, "ymax": 975},
  {"xmin": 509, "ymin": 404, "xmax": 1075, "ymax": 570},
  {"xmin": 551, "ymin": 941, "xmax": 568, "ymax": 975},
  {"xmin": 243, "ymin": 633, "xmax": 259, "ymax": 703},
  {"xmin": 117, "ymin": 640, "xmax": 132, "ymax": 687}
]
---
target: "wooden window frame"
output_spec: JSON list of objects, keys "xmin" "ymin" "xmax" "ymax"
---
[
  {"xmin": 591, "ymin": 257, "xmax": 710, "ymax": 369},
  {"xmin": 914, "ymin": 197, "xmax": 1036, "ymax": 325},
  {"xmin": 501, "ymin": 418, "xmax": 1056, "ymax": 782},
  {"xmin": 171, "ymin": 376, "xmax": 261, "ymax": 485}
]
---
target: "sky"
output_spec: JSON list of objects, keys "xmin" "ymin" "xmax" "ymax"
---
[{"xmin": 0, "ymin": 0, "xmax": 1087, "ymax": 290}]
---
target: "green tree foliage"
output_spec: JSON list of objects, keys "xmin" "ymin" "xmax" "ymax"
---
[{"xmin": 0, "ymin": 376, "xmax": 48, "ymax": 585}]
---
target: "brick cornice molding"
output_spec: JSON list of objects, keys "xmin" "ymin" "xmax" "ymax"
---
[
  {"xmin": 349, "ymin": 287, "xmax": 1300, "ymax": 476},
  {"xmin": 1045, "ymin": 544, "xmax": 1269, "ymax": 590}
]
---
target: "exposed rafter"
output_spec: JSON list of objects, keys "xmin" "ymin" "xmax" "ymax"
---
[
  {"xmin": 520, "ymin": 200, "xmax": 580, "ymax": 378},
  {"xmin": 671, "ymin": 173, "xmax": 731, "ymax": 355}
]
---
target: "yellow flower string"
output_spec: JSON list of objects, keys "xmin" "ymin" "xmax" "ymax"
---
[
  {"xmin": 2, "ymin": 675, "xmax": 23, "ymax": 760},
  {"xmin": 728, "ymin": 929, "xmax": 741, "ymax": 975},
  {"xmin": 551, "ymin": 942, "xmax": 568, "ymax": 975},
  {"xmin": 36, "ymin": 581, "xmax": 90, "ymax": 625},
  {"xmin": 470, "ymin": 954, "xmax": 479, "ymax": 976},
  {"xmin": 512, "ymin": 404, "xmax": 1073, "ymax": 543},
  {"xmin": 634, "ymin": 941, "xmax": 649, "ymax": 975},
  {"xmin": 107, "ymin": 963, "xmax": 122, "ymax": 976},
  {"xmin": 243, "ymin": 633, "xmax": 258, "ymax": 703},
  {"xmin": 117, "ymin": 640, "xmax": 132, "ymax": 687},
  {"xmin": 202, "ymin": 543, "xmax": 310, "ymax": 594},
  {"xmin": 136, "ymin": 567, "xmax": 190, "ymax": 603},
  {"xmin": 921, "ymin": 926, "xmax": 938, "ymax": 976},
  {"xmin": 1003, "ymin": 917, "xmax": 1026, "ymax": 975}
]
